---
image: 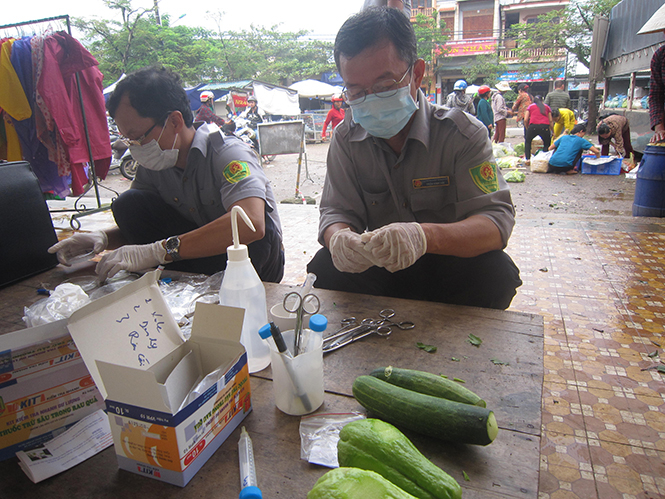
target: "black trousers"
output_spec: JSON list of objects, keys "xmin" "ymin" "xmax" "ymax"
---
[
  {"xmin": 307, "ymin": 248, "xmax": 522, "ymax": 310},
  {"xmin": 525, "ymin": 124, "xmax": 552, "ymax": 160},
  {"xmin": 112, "ymin": 189, "xmax": 284, "ymax": 283}
]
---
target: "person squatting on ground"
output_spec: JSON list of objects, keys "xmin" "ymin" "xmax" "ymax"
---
[
  {"xmin": 547, "ymin": 124, "xmax": 600, "ymax": 175},
  {"xmin": 445, "ymin": 80, "xmax": 475, "ymax": 115},
  {"xmin": 306, "ymin": 7, "xmax": 522, "ymax": 310},
  {"xmin": 597, "ymin": 114, "xmax": 634, "ymax": 158},
  {"xmin": 321, "ymin": 95, "xmax": 346, "ymax": 140},
  {"xmin": 475, "ymin": 85, "xmax": 494, "ymax": 138},
  {"xmin": 524, "ymin": 95, "xmax": 553, "ymax": 163},
  {"xmin": 194, "ymin": 90, "xmax": 226, "ymax": 127},
  {"xmin": 492, "ymin": 81, "xmax": 511, "ymax": 143},
  {"xmin": 551, "ymin": 107, "xmax": 577, "ymax": 140},
  {"xmin": 544, "ymin": 80, "xmax": 571, "ymax": 111},
  {"xmin": 49, "ymin": 66, "xmax": 284, "ymax": 283}
]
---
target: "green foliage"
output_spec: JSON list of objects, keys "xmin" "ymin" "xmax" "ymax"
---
[
  {"xmin": 73, "ymin": 1, "xmax": 335, "ymax": 87},
  {"xmin": 461, "ymin": 54, "xmax": 507, "ymax": 86},
  {"xmin": 413, "ymin": 12, "xmax": 450, "ymax": 66},
  {"xmin": 506, "ymin": 0, "xmax": 621, "ymax": 72}
]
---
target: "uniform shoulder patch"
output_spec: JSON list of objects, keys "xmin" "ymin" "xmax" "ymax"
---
[
  {"xmin": 469, "ymin": 161, "xmax": 499, "ymax": 194},
  {"xmin": 223, "ymin": 160, "xmax": 251, "ymax": 183}
]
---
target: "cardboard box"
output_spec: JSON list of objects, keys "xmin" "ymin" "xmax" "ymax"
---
[
  {"xmin": 580, "ymin": 155, "xmax": 622, "ymax": 175},
  {"xmin": 67, "ymin": 271, "xmax": 251, "ymax": 486},
  {"xmin": 0, "ymin": 321, "xmax": 105, "ymax": 460}
]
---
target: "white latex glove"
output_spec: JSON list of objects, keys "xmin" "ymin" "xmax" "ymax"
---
[
  {"xmin": 95, "ymin": 241, "xmax": 168, "ymax": 282},
  {"xmin": 329, "ymin": 228, "xmax": 375, "ymax": 274},
  {"xmin": 48, "ymin": 231, "xmax": 108, "ymax": 266},
  {"xmin": 361, "ymin": 222, "xmax": 427, "ymax": 273}
]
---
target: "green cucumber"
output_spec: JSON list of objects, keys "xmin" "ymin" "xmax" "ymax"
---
[
  {"xmin": 370, "ymin": 366, "xmax": 486, "ymax": 407},
  {"xmin": 307, "ymin": 467, "xmax": 418, "ymax": 499},
  {"xmin": 353, "ymin": 375, "xmax": 498, "ymax": 446},
  {"xmin": 338, "ymin": 418, "xmax": 462, "ymax": 499}
]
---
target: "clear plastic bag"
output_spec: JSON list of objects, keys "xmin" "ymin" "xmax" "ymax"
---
[
  {"xmin": 23, "ymin": 283, "xmax": 91, "ymax": 327},
  {"xmin": 299, "ymin": 412, "xmax": 365, "ymax": 468}
]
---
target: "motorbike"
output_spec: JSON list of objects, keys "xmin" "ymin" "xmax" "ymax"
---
[
  {"xmin": 222, "ymin": 116, "xmax": 276, "ymax": 164},
  {"xmin": 109, "ymin": 134, "xmax": 139, "ymax": 180}
]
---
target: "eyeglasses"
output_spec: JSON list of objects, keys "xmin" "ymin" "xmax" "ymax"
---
[
  {"xmin": 342, "ymin": 65, "xmax": 413, "ymax": 104},
  {"xmin": 123, "ymin": 112, "xmax": 172, "ymax": 146}
]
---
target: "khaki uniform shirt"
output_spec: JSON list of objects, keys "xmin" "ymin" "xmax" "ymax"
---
[
  {"xmin": 132, "ymin": 123, "xmax": 282, "ymax": 238},
  {"xmin": 319, "ymin": 91, "xmax": 515, "ymax": 247}
]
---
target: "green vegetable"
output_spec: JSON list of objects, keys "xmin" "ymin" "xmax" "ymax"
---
[
  {"xmin": 416, "ymin": 342, "xmax": 437, "ymax": 353},
  {"xmin": 462, "ymin": 471, "xmax": 470, "ymax": 481},
  {"xmin": 514, "ymin": 142, "xmax": 525, "ymax": 156},
  {"xmin": 307, "ymin": 467, "xmax": 418, "ymax": 499},
  {"xmin": 338, "ymin": 419, "xmax": 462, "ymax": 499},
  {"xmin": 467, "ymin": 334, "xmax": 482, "ymax": 347},
  {"xmin": 503, "ymin": 169, "xmax": 525, "ymax": 182},
  {"xmin": 369, "ymin": 366, "xmax": 485, "ymax": 407},
  {"xmin": 353, "ymin": 375, "xmax": 498, "ymax": 446}
]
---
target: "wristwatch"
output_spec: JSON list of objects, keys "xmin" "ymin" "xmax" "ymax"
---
[{"xmin": 165, "ymin": 236, "xmax": 182, "ymax": 261}]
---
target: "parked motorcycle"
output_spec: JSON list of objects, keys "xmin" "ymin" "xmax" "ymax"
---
[
  {"xmin": 222, "ymin": 117, "xmax": 276, "ymax": 164},
  {"xmin": 109, "ymin": 134, "xmax": 138, "ymax": 180}
]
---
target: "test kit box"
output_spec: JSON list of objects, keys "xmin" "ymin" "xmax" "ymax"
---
[
  {"xmin": 0, "ymin": 321, "xmax": 105, "ymax": 460},
  {"xmin": 67, "ymin": 271, "xmax": 251, "ymax": 486}
]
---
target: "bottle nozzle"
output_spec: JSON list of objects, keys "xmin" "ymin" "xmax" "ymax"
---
[{"xmin": 231, "ymin": 206, "xmax": 256, "ymax": 250}]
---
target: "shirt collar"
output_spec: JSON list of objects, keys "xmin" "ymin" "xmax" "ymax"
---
[{"xmin": 190, "ymin": 122, "xmax": 223, "ymax": 157}]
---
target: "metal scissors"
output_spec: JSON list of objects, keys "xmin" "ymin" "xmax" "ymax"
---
[
  {"xmin": 283, "ymin": 291, "xmax": 321, "ymax": 355},
  {"xmin": 375, "ymin": 309, "xmax": 415, "ymax": 330},
  {"xmin": 323, "ymin": 320, "xmax": 391, "ymax": 353}
]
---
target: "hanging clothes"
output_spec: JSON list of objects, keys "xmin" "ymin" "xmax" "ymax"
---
[
  {"xmin": 0, "ymin": 38, "xmax": 28, "ymax": 161},
  {"xmin": 37, "ymin": 31, "xmax": 111, "ymax": 196},
  {"xmin": 10, "ymin": 35, "xmax": 70, "ymax": 198}
]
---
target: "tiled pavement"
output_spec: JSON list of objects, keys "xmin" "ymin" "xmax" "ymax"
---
[{"xmin": 49, "ymin": 199, "xmax": 665, "ymax": 498}]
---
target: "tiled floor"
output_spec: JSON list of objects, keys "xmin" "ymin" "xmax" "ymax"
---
[{"xmin": 50, "ymin": 203, "xmax": 665, "ymax": 498}]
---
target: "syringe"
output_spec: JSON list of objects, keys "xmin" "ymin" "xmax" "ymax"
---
[{"xmin": 238, "ymin": 426, "xmax": 262, "ymax": 499}]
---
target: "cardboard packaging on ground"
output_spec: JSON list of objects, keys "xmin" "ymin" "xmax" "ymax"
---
[
  {"xmin": 67, "ymin": 270, "xmax": 252, "ymax": 486},
  {"xmin": 0, "ymin": 321, "xmax": 106, "ymax": 460}
]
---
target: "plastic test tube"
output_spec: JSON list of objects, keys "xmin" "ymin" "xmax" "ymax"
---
[{"xmin": 238, "ymin": 426, "xmax": 262, "ymax": 499}]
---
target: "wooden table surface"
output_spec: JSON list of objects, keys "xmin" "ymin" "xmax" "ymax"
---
[{"xmin": 0, "ymin": 268, "xmax": 544, "ymax": 498}]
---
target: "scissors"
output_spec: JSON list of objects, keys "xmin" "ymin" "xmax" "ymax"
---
[
  {"xmin": 375, "ymin": 309, "xmax": 415, "ymax": 330},
  {"xmin": 283, "ymin": 291, "xmax": 321, "ymax": 355},
  {"xmin": 323, "ymin": 320, "xmax": 391, "ymax": 353}
]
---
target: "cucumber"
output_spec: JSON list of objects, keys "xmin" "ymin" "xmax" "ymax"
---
[
  {"xmin": 353, "ymin": 375, "xmax": 498, "ymax": 446},
  {"xmin": 307, "ymin": 467, "xmax": 418, "ymax": 499},
  {"xmin": 370, "ymin": 366, "xmax": 486, "ymax": 407},
  {"xmin": 338, "ymin": 418, "xmax": 462, "ymax": 499}
]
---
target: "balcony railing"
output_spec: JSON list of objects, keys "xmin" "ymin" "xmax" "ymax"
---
[
  {"xmin": 410, "ymin": 7, "xmax": 436, "ymax": 20},
  {"xmin": 438, "ymin": 37, "xmax": 567, "ymax": 62},
  {"xmin": 499, "ymin": 45, "xmax": 567, "ymax": 61}
]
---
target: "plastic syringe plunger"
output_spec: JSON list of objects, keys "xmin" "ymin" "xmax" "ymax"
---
[
  {"xmin": 219, "ymin": 206, "xmax": 270, "ymax": 373},
  {"xmin": 238, "ymin": 427, "xmax": 262, "ymax": 499}
]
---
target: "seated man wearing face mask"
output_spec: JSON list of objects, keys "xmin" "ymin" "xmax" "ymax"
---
[
  {"xmin": 49, "ymin": 66, "xmax": 284, "ymax": 283},
  {"xmin": 306, "ymin": 7, "xmax": 522, "ymax": 310}
]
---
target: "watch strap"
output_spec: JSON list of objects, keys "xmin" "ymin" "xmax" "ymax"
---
[{"xmin": 165, "ymin": 236, "xmax": 182, "ymax": 261}]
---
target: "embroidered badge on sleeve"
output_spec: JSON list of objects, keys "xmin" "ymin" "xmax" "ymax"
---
[
  {"xmin": 469, "ymin": 161, "xmax": 499, "ymax": 194},
  {"xmin": 223, "ymin": 160, "xmax": 251, "ymax": 183}
]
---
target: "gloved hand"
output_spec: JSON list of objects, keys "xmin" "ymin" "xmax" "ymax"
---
[
  {"xmin": 361, "ymin": 222, "xmax": 427, "ymax": 273},
  {"xmin": 329, "ymin": 228, "xmax": 375, "ymax": 274},
  {"xmin": 48, "ymin": 231, "xmax": 108, "ymax": 266},
  {"xmin": 95, "ymin": 241, "xmax": 168, "ymax": 282}
]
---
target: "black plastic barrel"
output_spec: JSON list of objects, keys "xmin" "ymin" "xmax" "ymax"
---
[{"xmin": 633, "ymin": 145, "xmax": 665, "ymax": 217}]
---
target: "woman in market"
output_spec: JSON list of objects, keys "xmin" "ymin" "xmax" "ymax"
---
[
  {"xmin": 511, "ymin": 83, "xmax": 532, "ymax": 134},
  {"xmin": 551, "ymin": 107, "xmax": 577, "ymax": 140},
  {"xmin": 523, "ymin": 95, "xmax": 553, "ymax": 165},
  {"xmin": 475, "ymin": 85, "xmax": 494, "ymax": 138}
]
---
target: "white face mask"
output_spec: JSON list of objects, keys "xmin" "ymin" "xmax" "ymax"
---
[
  {"xmin": 129, "ymin": 124, "xmax": 179, "ymax": 171},
  {"xmin": 349, "ymin": 86, "xmax": 418, "ymax": 139}
]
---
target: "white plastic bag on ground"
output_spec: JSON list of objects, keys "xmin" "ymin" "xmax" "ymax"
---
[
  {"xmin": 23, "ymin": 283, "xmax": 91, "ymax": 327},
  {"xmin": 530, "ymin": 150, "xmax": 553, "ymax": 173}
]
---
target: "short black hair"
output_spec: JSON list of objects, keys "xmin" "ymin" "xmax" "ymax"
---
[
  {"xmin": 334, "ymin": 7, "xmax": 417, "ymax": 72},
  {"xmin": 554, "ymin": 80, "xmax": 565, "ymax": 89},
  {"xmin": 571, "ymin": 124, "xmax": 586, "ymax": 134},
  {"xmin": 107, "ymin": 66, "xmax": 194, "ymax": 127},
  {"xmin": 597, "ymin": 123, "xmax": 610, "ymax": 135},
  {"xmin": 551, "ymin": 108, "xmax": 560, "ymax": 118}
]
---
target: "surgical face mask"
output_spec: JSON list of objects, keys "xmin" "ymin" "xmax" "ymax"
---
[
  {"xmin": 129, "ymin": 125, "xmax": 179, "ymax": 171},
  {"xmin": 349, "ymin": 86, "xmax": 418, "ymax": 139}
]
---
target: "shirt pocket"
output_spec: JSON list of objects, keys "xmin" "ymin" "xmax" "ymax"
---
[{"xmin": 409, "ymin": 185, "xmax": 453, "ymax": 221}]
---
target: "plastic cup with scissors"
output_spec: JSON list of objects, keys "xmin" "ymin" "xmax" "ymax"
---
[{"xmin": 283, "ymin": 291, "xmax": 320, "ymax": 355}]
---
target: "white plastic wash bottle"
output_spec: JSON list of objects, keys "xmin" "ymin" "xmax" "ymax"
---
[{"xmin": 219, "ymin": 206, "xmax": 270, "ymax": 372}]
